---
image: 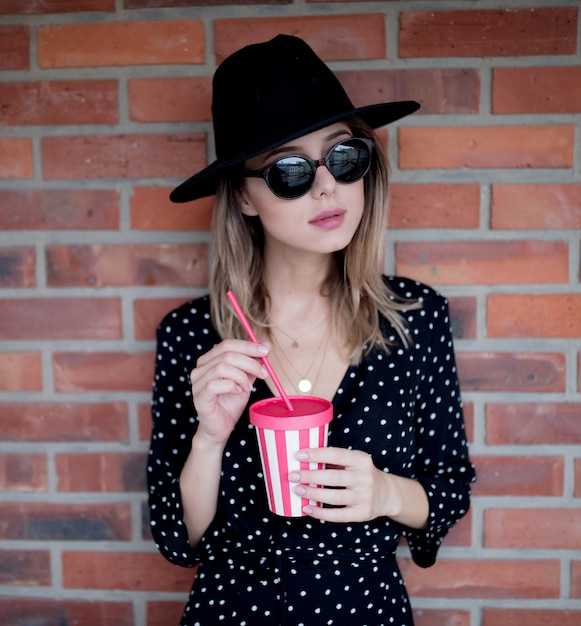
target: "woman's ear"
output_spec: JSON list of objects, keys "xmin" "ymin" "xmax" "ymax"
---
[{"xmin": 236, "ymin": 188, "xmax": 258, "ymax": 216}]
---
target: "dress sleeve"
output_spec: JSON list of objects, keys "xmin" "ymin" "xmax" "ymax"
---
[
  {"xmin": 402, "ymin": 293, "xmax": 476, "ymax": 568},
  {"xmin": 147, "ymin": 312, "xmax": 200, "ymax": 568}
]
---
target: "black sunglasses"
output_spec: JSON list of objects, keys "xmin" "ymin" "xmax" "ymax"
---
[{"xmin": 242, "ymin": 137, "xmax": 374, "ymax": 200}]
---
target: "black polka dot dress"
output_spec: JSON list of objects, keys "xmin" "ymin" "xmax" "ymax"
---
[{"xmin": 147, "ymin": 276, "xmax": 476, "ymax": 626}]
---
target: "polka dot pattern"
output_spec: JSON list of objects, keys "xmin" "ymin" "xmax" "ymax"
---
[{"xmin": 147, "ymin": 276, "xmax": 475, "ymax": 625}]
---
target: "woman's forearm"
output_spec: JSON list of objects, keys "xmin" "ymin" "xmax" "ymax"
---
[{"xmin": 379, "ymin": 471, "xmax": 429, "ymax": 530}]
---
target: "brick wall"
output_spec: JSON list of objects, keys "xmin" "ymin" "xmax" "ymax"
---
[{"xmin": 0, "ymin": 1, "xmax": 579, "ymax": 625}]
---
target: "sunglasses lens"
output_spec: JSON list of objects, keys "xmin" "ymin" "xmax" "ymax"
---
[
  {"xmin": 328, "ymin": 139, "xmax": 371, "ymax": 183},
  {"xmin": 267, "ymin": 157, "xmax": 315, "ymax": 199}
]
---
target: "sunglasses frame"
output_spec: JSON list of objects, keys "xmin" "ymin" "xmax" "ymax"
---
[{"xmin": 242, "ymin": 137, "xmax": 374, "ymax": 200}]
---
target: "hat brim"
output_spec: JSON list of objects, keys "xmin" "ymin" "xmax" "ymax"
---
[{"xmin": 169, "ymin": 100, "xmax": 420, "ymax": 203}]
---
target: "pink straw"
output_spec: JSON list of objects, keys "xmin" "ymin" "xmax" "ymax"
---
[{"xmin": 226, "ymin": 291, "xmax": 294, "ymax": 412}]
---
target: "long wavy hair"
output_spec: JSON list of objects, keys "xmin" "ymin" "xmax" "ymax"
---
[{"xmin": 209, "ymin": 117, "xmax": 419, "ymax": 363}]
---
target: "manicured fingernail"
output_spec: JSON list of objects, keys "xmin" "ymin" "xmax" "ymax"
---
[
  {"xmin": 294, "ymin": 485, "xmax": 306, "ymax": 496},
  {"xmin": 302, "ymin": 505, "xmax": 313, "ymax": 515},
  {"xmin": 288, "ymin": 472, "xmax": 300, "ymax": 482},
  {"xmin": 296, "ymin": 451, "xmax": 308, "ymax": 461},
  {"xmin": 257, "ymin": 344, "xmax": 269, "ymax": 354}
]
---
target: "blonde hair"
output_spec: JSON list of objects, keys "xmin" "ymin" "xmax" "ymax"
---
[{"xmin": 209, "ymin": 118, "xmax": 418, "ymax": 363}]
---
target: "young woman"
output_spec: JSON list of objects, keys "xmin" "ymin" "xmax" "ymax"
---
[{"xmin": 148, "ymin": 34, "xmax": 475, "ymax": 626}]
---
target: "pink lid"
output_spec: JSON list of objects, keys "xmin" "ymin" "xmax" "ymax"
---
[{"xmin": 250, "ymin": 396, "xmax": 333, "ymax": 430}]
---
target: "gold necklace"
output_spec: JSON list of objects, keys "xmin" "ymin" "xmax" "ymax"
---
[
  {"xmin": 271, "ymin": 327, "xmax": 331, "ymax": 394},
  {"xmin": 271, "ymin": 317, "xmax": 328, "ymax": 348}
]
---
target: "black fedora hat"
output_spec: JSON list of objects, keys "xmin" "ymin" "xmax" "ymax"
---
[{"xmin": 170, "ymin": 34, "xmax": 420, "ymax": 203}]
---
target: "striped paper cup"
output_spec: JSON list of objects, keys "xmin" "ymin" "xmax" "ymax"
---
[{"xmin": 250, "ymin": 396, "xmax": 333, "ymax": 517}]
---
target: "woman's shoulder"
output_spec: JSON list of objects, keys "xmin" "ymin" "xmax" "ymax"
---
[
  {"xmin": 383, "ymin": 275, "xmax": 446, "ymax": 307},
  {"xmin": 157, "ymin": 293, "xmax": 212, "ymax": 329}
]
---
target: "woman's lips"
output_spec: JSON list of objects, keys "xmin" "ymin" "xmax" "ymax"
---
[{"xmin": 309, "ymin": 209, "xmax": 346, "ymax": 229}]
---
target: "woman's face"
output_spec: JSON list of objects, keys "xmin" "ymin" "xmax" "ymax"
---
[{"xmin": 238, "ymin": 123, "xmax": 366, "ymax": 260}]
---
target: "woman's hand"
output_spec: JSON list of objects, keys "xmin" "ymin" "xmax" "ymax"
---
[
  {"xmin": 189, "ymin": 339, "xmax": 269, "ymax": 445},
  {"xmin": 289, "ymin": 447, "xmax": 429, "ymax": 528}
]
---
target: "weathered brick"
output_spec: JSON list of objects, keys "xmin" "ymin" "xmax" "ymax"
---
[
  {"xmin": 42, "ymin": 133, "xmax": 206, "ymax": 180},
  {"xmin": 486, "ymin": 403, "xmax": 581, "ymax": 446},
  {"xmin": 0, "ymin": 298, "xmax": 121, "ymax": 340},
  {"xmin": 493, "ymin": 67, "xmax": 581, "ymax": 114},
  {"xmin": 576, "ymin": 459, "xmax": 581, "ymax": 498},
  {"xmin": 0, "ymin": 138, "xmax": 33, "ymax": 178},
  {"xmin": 488, "ymin": 294, "xmax": 581, "ymax": 338},
  {"xmin": 0, "ymin": 454, "xmax": 47, "ymax": 492},
  {"xmin": 399, "ymin": 126, "xmax": 574, "ymax": 169},
  {"xmin": 146, "ymin": 601, "xmax": 186, "ymax": 626},
  {"xmin": 462, "ymin": 402, "xmax": 474, "ymax": 443},
  {"xmin": 491, "ymin": 184, "xmax": 581, "ymax": 229},
  {"xmin": 485, "ymin": 509, "xmax": 581, "ymax": 550},
  {"xmin": 400, "ymin": 557, "xmax": 560, "ymax": 599},
  {"xmin": 46, "ymin": 243, "xmax": 207, "ymax": 288},
  {"xmin": 413, "ymin": 609, "xmax": 470, "ymax": 626},
  {"xmin": 62, "ymin": 551, "xmax": 192, "ymax": 592},
  {"xmin": 215, "ymin": 15, "xmax": 386, "ymax": 62},
  {"xmin": 53, "ymin": 352, "xmax": 155, "ymax": 393},
  {"xmin": 0, "ymin": 551, "xmax": 50, "ymax": 586},
  {"xmin": 0, "ymin": 353, "xmax": 41, "ymax": 392},
  {"xmin": 399, "ymin": 7, "xmax": 578, "ymax": 58},
  {"xmin": 128, "ymin": 77, "xmax": 212, "ymax": 122},
  {"xmin": 472, "ymin": 455, "xmax": 563, "ymax": 496},
  {"xmin": 56, "ymin": 452, "xmax": 147, "ymax": 492},
  {"xmin": 130, "ymin": 187, "xmax": 212, "ymax": 231},
  {"xmin": 388, "ymin": 183, "xmax": 480, "ymax": 229},
  {"xmin": 339, "ymin": 68, "xmax": 480, "ymax": 115},
  {"xmin": 573, "ymin": 561, "xmax": 581, "ymax": 598},
  {"xmin": 0, "ymin": 80, "xmax": 117, "ymax": 126},
  {"xmin": 0, "ymin": 0, "xmax": 115, "ymax": 14},
  {"xmin": 0, "ymin": 25, "xmax": 30, "ymax": 70},
  {"xmin": 0, "ymin": 598, "xmax": 133, "ymax": 626},
  {"xmin": 0, "ymin": 503, "xmax": 131, "ymax": 540},
  {"xmin": 138, "ymin": 403, "xmax": 152, "ymax": 441},
  {"xmin": 133, "ymin": 297, "xmax": 192, "ymax": 341},
  {"xmin": 38, "ymin": 21, "xmax": 204, "ymax": 68},
  {"xmin": 0, "ymin": 402, "xmax": 129, "ymax": 442},
  {"xmin": 457, "ymin": 352, "xmax": 565, "ymax": 393},
  {"xmin": 483, "ymin": 609, "xmax": 581, "ymax": 626},
  {"xmin": 396, "ymin": 241, "xmax": 568, "ymax": 285},
  {"xmin": 448, "ymin": 297, "xmax": 477, "ymax": 340},
  {"xmin": 0, "ymin": 247, "xmax": 36, "ymax": 288},
  {"xmin": 0, "ymin": 189, "xmax": 119, "ymax": 230}
]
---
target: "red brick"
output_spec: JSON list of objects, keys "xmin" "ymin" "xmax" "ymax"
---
[
  {"xmin": 413, "ymin": 609, "xmax": 470, "ymax": 626},
  {"xmin": 576, "ymin": 459, "xmax": 581, "ymax": 497},
  {"xmin": 457, "ymin": 352, "xmax": 565, "ymax": 393},
  {"xmin": 396, "ymin": 241, "xmax": 568, "ymax": 286},
  {"xmin": 38, "ymin": 20, "xmax": 204, "ymax": 68},
  {"xmin": 493, "ymin": 67, "xmax": 581, "ymax": 114},
  {"xmin": 0, "ymin": 189, "xmax": 119, "ymax": 230},
  {"xmin": 339, "ymin": 68, "xmax": 480, "ymax": 115},
  {"xmin": 399, "ymin": 126, "xmax": 574, "ymax": 169},
  {"xmin": 0, "ymin": 503, "xmax": 131, "ymax": 540},
  {"xmin": 46, "ymin": 243, "xmax": 207, "ymax": 288},
  {"xmin": 462, "ymin": 402, "xmax": 474, "ymax": 443},
  {"xmin": 401, "ymin": 557, "xmax": 559, "ymax": 599},
  {"xmin": 442, "ymin": 510, "xmax": 471, "ymax": 548},
  {"xmin": 0, "ymin": 80, "xmax": 117, "ymax": 126},
  {"xmin": 483, "ymin": 609, "xmax": 581, "ymax": 626},
  {"xmin": 0, "ymin": 25, "xmax": 30, "ymax": 70},
  {"xmin": 215, "ymin": 15, "xmax": 385, "ymax": 63},
  {"xmin": 399, "ymin": 8, "xmax": 578, "ymax": 58},
  {"xmin": 62, "ymin": 551, "xmax": 192, "ymax": 592},
  {"xmin": 130, "ymin": 187, "xmax": 212, "ymax": 231},
  {"xmin": 488, "ymin": 294, "xmax": 581, "ymax": 338},
  {"xmin": 0, "ymin": 247, "xmax": 35, "ymax": 287},
  {"xmin": 0, "ymin": 353, "xmax": 41, "ymax": 392},
  {"xmin": 486, "ymin": 403, "xmax": 581, "ymax": 446},
  {"xmin": 388, "ymin": 183, "xmax": 480, "ymax": 229},
  {"xmin": 0, "ymin": 598, "xmax": 133, "ymax": 626},
  {"xmin": 491, "ymin": 184, "xmax": 581, "ymax": 229},
  {"xmin": 573, "ymin": 561, "xmax": 581, "ymax": 598},
  {"xmin": 0, "ymin": 402, "xmax": 129, "ymax": 442},
  {"xmin": 56, "ymin": 452, "xmax": 147, "ymax": 492},
  {"xmin": 0, "ymin": 0, "xmax": 114, "ymax": 14},
  {"xmin": 0, "ymin": 298, "xmax": 121, "ymax": 340},
  {"xmin": 147, "ymin": 601, "xmax": 185, "ymax": 626},
  {"xmin": 485, "ymin": 509, "xmax": 581, "ymax": 550},
  {"xmin": 472, "ymin": 455, "xmax": 563, "ymax": 497},
  {"xmin": 447, "ymin": 297, "xmax": 477, "ymax": 340},
  {"xmin": 0, "ymin": 550, "xmax": 50, "ymax": 586},
  {"xmin": 42, "ymin": 133, "xmax": 206, "ymax": 180},
  {"xmin": 0, "ymin": 454, "xmax": 47, "ymax": 492},
  {"xmin": 138, "ymin": 403, "xmax": 152, "ymax": 441},
  {"xmin": 0, "ymin": 138, "xmax": 33, "ymax": 178},
  {"xmin": 128, "ymin": 77, "xmax": 212, "ymax": 122},
  {"xmin": 53, "ymin": 352, "xmax": 155, "ymax": 392},
  {"xmin": 133, "ymin": 297, "xmax": 192, "ymax": 340}
]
